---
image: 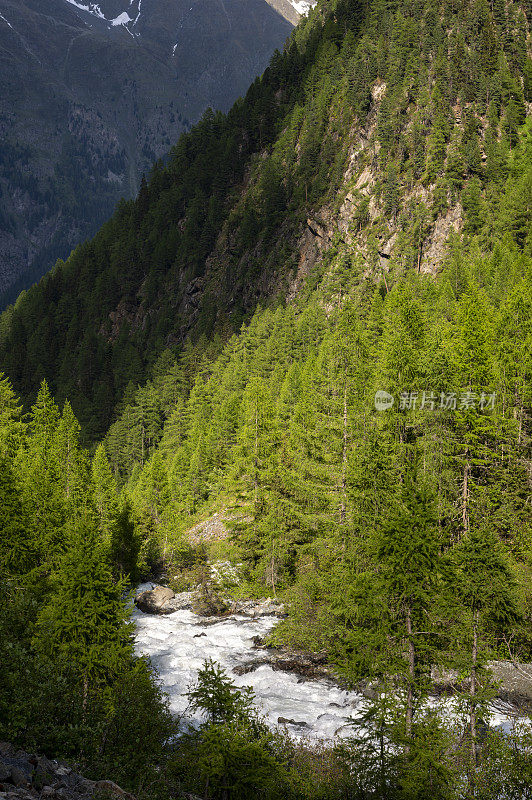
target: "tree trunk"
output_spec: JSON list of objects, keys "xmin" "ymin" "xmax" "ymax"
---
[
  {"xmin": 470, "ymin": 608, "xmax": 479, "ymax": 766},
  {"xmin": 462, "ymin": 461, "xmax": 470, "ymax": 538},
  {"xmin": 82, "ymin": 676, "xmax": 88, "ymax": 713},
  {"xmin": 405, "ymin": 605, "xmax": 415, "ymax": 744},
  {"xmin": 380, "ymin": 724, "xmax": 386, "ymax": 797}
]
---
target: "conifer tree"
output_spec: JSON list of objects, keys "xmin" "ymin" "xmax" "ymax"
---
[
  {"xmin": 0, "ymin": 372, "xmax": 23, "ymax": 458},
  {"xmin": 54, "ymin": 401, "xmax": 89, "ymax": 512},
  {"xmin": 35, "ymin": 514, "xmax": 134, "ymax": 697},
  {"xmin": 20, "ymin": 381, "xmax": 65, "ymax": 564},
  {"xmin": 0, "ymin": 454, "xmax": 35, "ymax": 576},
  {"xmin": 92, "ymin": 442, "xmax": 120, "ymax": 541},
  {"xmin": 451, "ymin": 525, "xmax": 519, "ymax": 766},
  {"xmin": 109, "ymin": 499, "xmax": 140, "ymax": 582},
  {"xmin": 374, "ymin": 454, "xmax": 441, "ymax": 743},
  {"xmin": 335, "ymin": 452, "xmax": 442, "ymax": 748}
]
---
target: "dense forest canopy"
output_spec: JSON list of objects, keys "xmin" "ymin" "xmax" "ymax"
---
[
  {"xmin": 0, "ymin": 0, "xmax": 530, "ymax": 439},
  {"xmin": 1, "ymin": 0, "xmax": 532, "ymax": 797}
]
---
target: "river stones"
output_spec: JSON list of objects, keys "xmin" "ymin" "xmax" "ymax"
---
[
  {"xmin": 134, "ymin": 586, "xmax": 177, "ymax": 614},
  {"xmin": 277, "ymin": 717, "xmax": 310, "ymax": 729},
  {"xmin": 0, "ymin": 742, "xmax": 132, "ymax": 800},
  {"xmin": 191, "ymin": 588, "xmax": 229, "ymax": 617},
  {"xmin": 230, "ymin": 598, "xmax": 286, "ymax": 617}
]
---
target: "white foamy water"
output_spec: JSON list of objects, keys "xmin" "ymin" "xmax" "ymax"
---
[
  {"xmin": 133, "ymin": 603, "xmax": 363, "ymax": 738},
  {"xmin": 132, "ymin": 591, "xmax": 522, "ymax": 740}
]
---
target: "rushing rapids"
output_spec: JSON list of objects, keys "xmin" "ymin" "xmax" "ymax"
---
[
  {"xmin": 133, "ymin": 600, "xmax": 362, "ymax": 738},
  {"xmin": 132, "ymin": 587, "xmax": 521, "ymax": 740}
]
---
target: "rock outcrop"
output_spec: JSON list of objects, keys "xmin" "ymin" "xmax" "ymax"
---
[
  {"xmin": 229, "ymin": 599, "xmax": 286, "ymax": 618},
  {"xmin": 134, "ymin": 586, "xmax": 197, "ymax": 615},
  {"xmin": 235, "ymin": 642, "xmax": 333, "ymax": 681},
  {"xmin": 0, "ymin": 742, "xmax": 135, "ymax": 800}
]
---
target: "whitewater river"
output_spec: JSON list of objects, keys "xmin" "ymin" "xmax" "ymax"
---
[
  {"xmin": 133, "ymin": 602, "xmax": 363, "ymax": 738},
  {"xmin": 132, "ymin": 591, "xmax": 520, "ymax": 740}
]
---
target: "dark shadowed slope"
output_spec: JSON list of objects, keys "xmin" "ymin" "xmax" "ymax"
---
[{"xmin": 0, "ymin": 0, "xmax": 294, "ymax": 304}]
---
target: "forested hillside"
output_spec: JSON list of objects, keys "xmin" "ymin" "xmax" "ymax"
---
[
  {"xmin": 2, "ymin": 0, "xmax": 532, "ymax": 797},
  {"xmin": 2, "ymin": 0, "xmax": 530, "ymax": 439}
]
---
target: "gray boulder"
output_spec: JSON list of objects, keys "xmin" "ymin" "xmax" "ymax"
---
[
  {"xmin": 0, "ymin": 742, "xmax": 135, "ymax": 800},
  {"xmin": 134, "ymin": 586, "xmax": 176, "ymax": 615},
  {"xmin": 191, "ymin": 588, "xmax": 229, "ymax": 617}
]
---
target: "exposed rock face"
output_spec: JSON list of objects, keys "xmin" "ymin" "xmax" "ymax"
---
[
  {"xmin": 0, "ymin": 742, "xmax": 135, "ymax": 800},
  {"xmin": 432, "ymin": 661, "xmax": 532, "ymax": 711},
  {"xmin": 264, "ymin": 0, "xmax": 315, "ymax": 26},
  {"xmin": 230, "ymin": 598, "xmax": 285, "ymax": 618},
  {"xmin": 0, "ymin": 0, "xmax": 294, "ymax": 304},
  {"xmin": 191, "ymin": 590, "xmax": 230, "ymax": 617},
  {"xmin": 134, "ymin": 583, "xmax": 285, "ymax": 619}
]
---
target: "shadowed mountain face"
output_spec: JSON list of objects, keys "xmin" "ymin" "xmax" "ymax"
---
[{"xmin": 0, "ymin": 0, "xmax": 294, "ymax": 305}]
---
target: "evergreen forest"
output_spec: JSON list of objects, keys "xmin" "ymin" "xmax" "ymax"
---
[{"xmin": 1, "ymin": 0, "xmax": 532, "ymax": 797}]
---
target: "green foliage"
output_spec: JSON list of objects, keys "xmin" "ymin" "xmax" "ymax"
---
[
  {"xmin": 1, "ymin": 2, "xmax": 532, "ymax": 797},
  {"xmin": 108, "ymin": 500, "xmax": 141, "ymax": 582},
  {"xmin": 2, "ymin": 0, "xmax": 529, "ymax": 446},
  {"xmin": 186, "ymin": 659, "xmax": 255, "ymax": 726},
  {"xmin": 0, "ymin": 582, "xmax": 174, "ymax": 793},
  {"xmin": 34, "ymin": 514, "xmax": 133, "ymax": 688}
]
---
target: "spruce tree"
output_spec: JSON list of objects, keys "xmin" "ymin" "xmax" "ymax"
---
[
  {"xmin": 109, "ymin": 500, "xmax": 140, "ymax": 582},
  {"xmin": 92, "ymin": 442, "xmax": 120, "ymax": 541},
  {"xmin": 451, "ymin": 525, "xmax": 519, "ymax": 767},
  {"xmin": 35, "ymin": 514, "xmax": 134, "ymax": 696},
  {"xmin": 375, "ymin": 454, "xmax": 441, "ymax": 743}
]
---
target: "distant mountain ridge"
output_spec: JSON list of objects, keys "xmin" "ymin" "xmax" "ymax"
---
[{"xmin": 0, "ymin": 0, "xmax": 296, "ymax": 305}]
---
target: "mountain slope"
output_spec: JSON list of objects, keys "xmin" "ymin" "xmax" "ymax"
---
[
  {"xmin": 0, "ymin": 0, "xmax": 530, "ymax": 443},
  {"xmin": 0, "ymin": 0, "xmax": 295, "ymax": 305},
  {"xmin": 2, "ymin": 0, "xmax": 532, "ymax": 794}
]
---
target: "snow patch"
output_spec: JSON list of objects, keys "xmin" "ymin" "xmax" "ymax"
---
[
  {"xmin": 64, "ymin": 0, "xmax": 106, "ymax": 19},
  {"xmin": 111, "ymin": 11, "xmax": 132, "ymax": 25},
  {"xmin": 289, "ymin": 0, "xmax": 315, "ymax": 15},
  {"xmin": 0, "ymin": 11, "xmax": 13, "ymax": 29},
  {"xmin": 132, "ymin": 0, "xmax": 142, "ymax": 26},
  {"xmin": 64, "ymin": 1, "xmax": 138, "ymax": 30}
]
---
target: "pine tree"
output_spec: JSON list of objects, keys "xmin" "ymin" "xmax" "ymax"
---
[
  {"xmin": 35, "ymin": 514, "xmax": 134, "ymax": 696},
  {"xmin": 0, "ymin": 454, "xmax": 35, "ymax": 576},
  {"xmin": 0, "ymin": 372, "xmax": 23, "ymax": 458},
  {"xmin": 451, "ymin": 525, "xmax": 519, "ymax": 767},
  {"xmin": 374, "ymin": 454, "xmax": 442, "ymax": 743},
  {"xmin": 92, "ymin": 442, "xmax": 120, "ymax": 541},
  {"xmin": 54, "ymin": 401, "xmax": 89, "ymax": 512},
  {"xmin": 423, "ymin": 113, "xmax": 448, "ymax": 185},
  {"xmin": 109, "ymin": 500, "xmax": 140, "ymax": 581},
  {"xmin": 19, "ymin": 381, "xmax": 65, "ymax": 564}
]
